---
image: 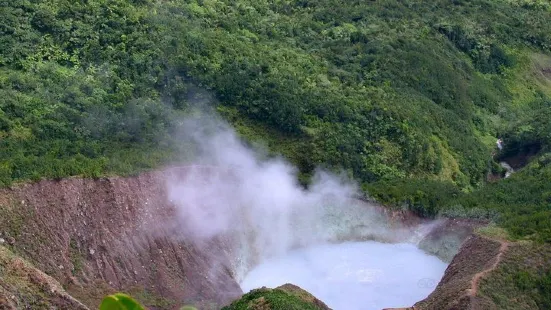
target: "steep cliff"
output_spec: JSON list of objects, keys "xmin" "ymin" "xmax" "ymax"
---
[{"xmin": 0, "ymin": 169, "xmax": 241, "ymax": 309}]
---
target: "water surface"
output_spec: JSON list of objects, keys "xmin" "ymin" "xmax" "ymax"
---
[{"xmin": 240, "ymin": 241, "xmax": 447, "ymax": 310}]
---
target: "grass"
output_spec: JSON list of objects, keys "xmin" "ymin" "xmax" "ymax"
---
[
  {"xmin": 476, "ymin": 224, "xmax": 510, "ymax": 241},
  {"xmin": 479, "ymin": 241, "xmax": 551, "ymax": 309},
  {"xmin": 1, "ymin": 0, "xmax": 551, "ymax": 307}
]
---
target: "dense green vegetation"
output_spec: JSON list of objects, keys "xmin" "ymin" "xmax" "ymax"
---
[
  {"xmin": 368, "ymin": 89, "xmax": 551, "ymax": 242},
  {"xmin": 222, "ymin": 286, "xmax": 327, "ymax": 310},
  {"xmin": 1, "ymin": 0, "xmax": 550, "ymax": 185},
  {"xmin": 1, "ymin": 0, "xmax": 179, "ymax": 184},
  {"xmin": 1, "ymin": 1, "xmax": 550, "ymax": 236},
  {"xmin": 369, "ymin": 153, "xmax": 551, "ymax": 242}
]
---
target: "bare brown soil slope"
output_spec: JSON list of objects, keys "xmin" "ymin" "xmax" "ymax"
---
[
  {"xmin": 0, "ymin": 169, "xmax": 241, "ymax": 309},
  {"xmin": 0, "ymin": 245, "xmax": 89, "ymax": 310},
  {"xmin": 414, "ymin": 235, "xmax": 507, "ymax": 310},
  {"xmin": 468, "ymin": 241, "xmax": 508, "ymax": 297}
]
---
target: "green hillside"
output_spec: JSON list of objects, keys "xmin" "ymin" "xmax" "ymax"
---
[{"xmin": 1, "ymin": 0, "xmax": 551, "ymax": 240}]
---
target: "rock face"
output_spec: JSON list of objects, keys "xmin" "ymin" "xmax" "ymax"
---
[{"xmin": 0, "ymin": 169, "xmax": 242, "ymax": 309}]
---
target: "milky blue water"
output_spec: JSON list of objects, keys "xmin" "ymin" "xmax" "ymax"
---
[{"xmin": 240, "ymin": 241, "xmax": 447, "ymax": 310}]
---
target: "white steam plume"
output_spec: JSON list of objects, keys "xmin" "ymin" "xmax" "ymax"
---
[{"xmin": 164, "ymin": 113, "xmax": 418, "ymax": 281}]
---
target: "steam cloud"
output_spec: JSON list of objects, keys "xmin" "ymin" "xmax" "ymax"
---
[
  {"xmin": 168, "ymin": 114, "xmax": 356, "ymax": 236},
  {"xmin": 163, "ymin": 112, "xmax": 422, "ymax": 281}
]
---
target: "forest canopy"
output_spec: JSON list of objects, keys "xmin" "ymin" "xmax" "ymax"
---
[{"xmin": 1, "ymin": 0, "xmax": 551, "ymax": 240}]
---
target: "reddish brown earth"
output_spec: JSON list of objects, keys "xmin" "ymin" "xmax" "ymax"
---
[
  {"xmin": 0, "ymin": 245, "xmax": 89, "ymax": 310},
  {"xmin": 467, "ymin": 241, "xmax": 508, "ymax": 298},
  {"xmin": 413, "ymin": 235, "xmax": 505, "ymax": 310},
  {"xmin": 0, "ymin": 168, "xmax": 241, "ymax": 309}
]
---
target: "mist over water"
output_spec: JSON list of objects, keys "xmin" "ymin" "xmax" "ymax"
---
[
  {"xmin": 162, "ymin": 112, "xmax": 447, "ymax": 307},
  {"xmin": 241, "ymin": 241, "xmax": 447, "ymax": 310}
]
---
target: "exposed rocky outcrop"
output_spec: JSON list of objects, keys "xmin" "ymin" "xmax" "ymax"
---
[
  {"xmin": 382, "ymin": 234, "xmax": 511, "ymax": 310},
  {"xmin": 0, "ymin": 169, "xmax": 241, "ymax": 309}
]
